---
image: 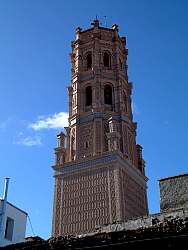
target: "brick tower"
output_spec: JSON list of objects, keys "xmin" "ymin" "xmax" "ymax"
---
[{"xmin": 52, "ymin": 20, "xmax": 148, "ymax": 236}]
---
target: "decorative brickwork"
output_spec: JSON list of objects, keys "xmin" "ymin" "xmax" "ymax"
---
[
  {"xmin": 119, "ymin": 168, "xmax": 148, "ymax": 219},
  {"xmin": 52, "ymin": 20, "xmax": 148, "ymax": 236},
  {"xmin": 52, "ymin": 178, "xmax": 62, "ymax": 236},
  {"xmin": 56, "ymin": 167, "xmax": 113, "ymax": 235}
]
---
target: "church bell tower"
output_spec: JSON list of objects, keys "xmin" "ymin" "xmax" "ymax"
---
[{"xmin": 52, "ymin": 20, "xmax": 148, "ymax": 236}]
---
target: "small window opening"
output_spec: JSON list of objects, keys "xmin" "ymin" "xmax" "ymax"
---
[
  {"xmin": 4, "ymin": 217, "xmax": 14, "ymax": 241},
  {"xmin": 104, "ymin": 85, "xmax": 112, "ymax": 105},
  {"xmin": 86, "ymin": 53, "xmax": 92, "ymax": 69},
  {"xmin": 85, "ymin": 141, "xmax": 89, "ymax": 148},
  {"xmin": 85, "ymin": 86, "xmax": 92, "ymax": 106},
  {"xmin": 103, "ymin": 52, "xmax": 110, "ymax": 68}
]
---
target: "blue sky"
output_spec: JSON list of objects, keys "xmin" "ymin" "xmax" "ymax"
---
[{"xmin": 0, "ymin": 0, "xmax": 188, "ymax": 240}]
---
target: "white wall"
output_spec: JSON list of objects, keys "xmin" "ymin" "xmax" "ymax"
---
[{"xmin": 0, "ymin": 200, "xmax": 27, "ymax": 246}]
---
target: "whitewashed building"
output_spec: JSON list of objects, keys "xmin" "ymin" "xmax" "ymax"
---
[
  {"xmin": 0, "ymin": 179, "xmax": 27, "ymax": 247},
  {"xmin": 0, "ymin": 200, "xmax": 27, "ymax": 247}
]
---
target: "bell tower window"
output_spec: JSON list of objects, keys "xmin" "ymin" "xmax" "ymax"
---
[
  {"xmin": 104, "ymin": 85, "xmax": 112, "ymax": 105},
  {"xmin": 86, "ymin": 53, "xmax": 92, "ymax": 69},
  {"xmin": 85, "ymin": 86, "xmax": 92, "ymax": 106},
  {"xmin": 84, "ymin": 141, "xmax": 89, "ymax": 149},
  {"xmin": 103, "ymin": 52, "xmax": 111, "ymax": 68}
]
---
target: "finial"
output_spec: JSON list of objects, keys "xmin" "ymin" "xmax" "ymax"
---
[
  {"xmin": 91, "ymin": 17, "xmax": 99, "ymax": 28},
  {"xmin": 57, "ymin": 132, "xmax": 66, "ymax": 148},
  {"xmin": 112, "ymin": 24, "xmax": 119, "ymax": 31},
  {"xmin": 76, "ymin": 27, "xmax": 82, "ymax": 33}
]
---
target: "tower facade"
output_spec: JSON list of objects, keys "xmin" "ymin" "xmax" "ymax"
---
[{"xmin": 52, "ymin": 20, "xmax": 148, "ymax": 236}]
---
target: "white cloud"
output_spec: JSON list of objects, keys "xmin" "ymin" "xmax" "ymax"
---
[
  {"xmin": 15, "ymin": 136, "xmax": 42, "ymax": 146},
  {"xmin": 29, "ymin": 112, "xmax": 68, "ymax": 131}
]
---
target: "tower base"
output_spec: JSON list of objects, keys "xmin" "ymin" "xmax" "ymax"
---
[{"xmin": 52, "ymin": 151, "xmax": 148, "ymax": 236}]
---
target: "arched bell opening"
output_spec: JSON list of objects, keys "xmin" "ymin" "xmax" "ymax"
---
[
  {"xmin": 85, "ymin": 85, "xmax": 92, "ymax": 111},
  {"xmin": 86, "ymin": 53, "xmax": 92, "ymax": 70},
  {"xmin": 104, "ymin": 84, "xmax": 113, "ymax": 111},
  {"xmin": 103, "ymin": 52, "xmax": 111, "ymax": 68}
]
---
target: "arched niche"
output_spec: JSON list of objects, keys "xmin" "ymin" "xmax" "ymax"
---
[
  {"xmin": 86, "ymin": 52, "xmax": 92, "ymax": 70},
  {"xmin": 103, "ymin": 52, "xmax": 111, "ymax": 68},
  {"xmin": 85, "ymin": 86, "xmax": 92, "ymax": 107},
  {"xmin": 104, "ymin": 84, "xmax": 113, "ymax": 111}
]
